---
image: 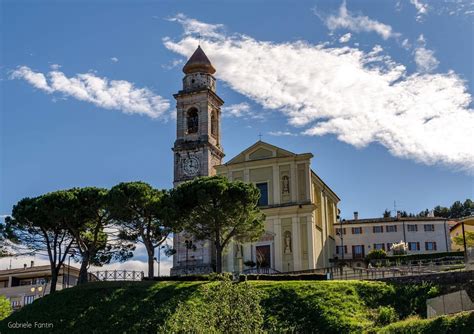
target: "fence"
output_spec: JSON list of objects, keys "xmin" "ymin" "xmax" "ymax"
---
[{"xmin": 94, "ymin": 270, "xmax": 144, "ymax": 281}]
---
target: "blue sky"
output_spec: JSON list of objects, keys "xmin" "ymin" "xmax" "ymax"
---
[{"xmin": 1, "ymin": 0, "xmax": 473, "ymax": 272}]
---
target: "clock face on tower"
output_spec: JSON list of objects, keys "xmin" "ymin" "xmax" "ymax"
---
[{"xmin": 183, "ymin": 156, "xmax": 200, "ymax": 176}]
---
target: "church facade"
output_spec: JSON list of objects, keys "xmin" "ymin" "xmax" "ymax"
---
[{"xmin": 170, "ymin": 46, "xmax": 339, "ymax": 275}]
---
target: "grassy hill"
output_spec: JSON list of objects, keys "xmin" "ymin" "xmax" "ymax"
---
[{"xmin": 1, "ymin": 280, "xmax": 472, "ymax": 333}]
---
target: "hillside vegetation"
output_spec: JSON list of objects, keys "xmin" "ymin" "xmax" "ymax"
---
[{"xmin": 1, "ymin": 279, "xmax": 472, "ymax": 333}]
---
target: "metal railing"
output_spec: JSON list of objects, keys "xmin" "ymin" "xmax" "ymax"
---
[{"xmin": 94, "ymin": 270, "xmax": 144, "ymax": 281}]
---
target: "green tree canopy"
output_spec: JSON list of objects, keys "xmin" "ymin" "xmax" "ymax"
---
[
  {"xmin": 66, "ymin": 187, "xmax": 135, "ymax": 284},
  {"xmin": 3, "ymin": 193, "xmax": 75, "ymax": 293},
  {"xmin": 0, "ymin": 295, "xmax": 12, "ymax": 321},
  {"xmin": 170, "ymin": 176, "xmax": 265, "ymax": 273},
  {"xmin": 108, "ymin": 182, "xmax": 173, "ymax": 278}
]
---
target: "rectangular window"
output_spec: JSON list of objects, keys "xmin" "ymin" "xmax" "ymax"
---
[
  {"xmin": 387, "ymin": 242, "xmax": 393, "ymax": 251},
  {"xmin": 352, "ymin": 227, "xmax": 363, "ymax": 234},
  {"xmin": 386, "ymin": 225, "xmax": 397, "ymax": 232},
  {"xmin": 11, "ymin": 300, "xmax": 21, "ymax": 308},
  {"xmin": 424, "ymin": 224, "xmax": 435, "ymax": 232},
  {"xmin": 256, "ymin": 183, "xmax": 268, "ymax": 206},
  {"xmin": 336, "ymin": 245, "xmax": 347, "ymax": 254},
  {"xmin": 374, "ymin": 243, "xmax": 385, "ymax": 250},
  {"xmin": 425, "ymin": 242, "xmax": 437, "ymax": 251},
  {"xmin": 407, "ymin": 224, "xmax": 418, "ymax": 232},
  {"xmin": 24, "ymin": 295, "xmax": 34, "ymax": 305},
  {"xmin": 408, "ymin": 242, "xmax": 420, "ymax": 251},
  {"xmin": 336, "ymin": 228, "xmax": 346, "ymax": 236},
  {"xmin": 352, "ymin": 245, "xmax": 365, "ymax": 258},
  {"xmin": 373, "ymin": 226, "xmax": 383, "ymax": 233}
]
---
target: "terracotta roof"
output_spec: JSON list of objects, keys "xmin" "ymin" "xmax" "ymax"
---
[
  {"xmin": 341, "ymin": 216, "xmax": 449, "ymax": 224},
  {"xmin": 183, "ymin": 46, "xmax": 216, "ymax": 74}
]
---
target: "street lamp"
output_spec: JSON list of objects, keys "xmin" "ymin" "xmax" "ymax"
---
[{"xmin": 155, "ymin": 245, "xmax": 166, "ymax": 277}]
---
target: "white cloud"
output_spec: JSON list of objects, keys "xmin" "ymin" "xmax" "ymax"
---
[
  {"xmin": 162, "ymin": 58, "xmax": 183, "ymax": 70},
  {"xmin": 10, "ymin": 66, "xmax": 170, "ymax": 119},
  {"xmin": 110, "ymin": 57, "xmax": 119, "ymax": 63},
  {"xmin": 167, "ymin": 13, "xmax": 224, "ymax": 39},
  {"xmin": 339, "ymin": 33, "xmax": 352, "ymax": 43},
  {"xmin": 268, "ymin": 131, "xmax": 297, "ymax": 137},
  {"xmin": 222, "ymin": 102, "xmax": 264, "ymax": 120},
  {"xmin": 165, "ymin": 17, "xmax": 474, "ymax": 172},
  {"xmin": 322, "ymin": 1, "xmax": 400, "ymax": 40},
  {"xmin": 413, "ymin": 34, "xmax": 439, "ymax": 73},
  {"xmin": 414, "ymin": 47, "xmax": 439, "ymax": 73},
  {"xmin": 50, "ymin": 64, "xmax": 61, "ymax": 70},
  {"xmin": 410, "ymin": 0, "xmax": 429, "ymax": 21}
]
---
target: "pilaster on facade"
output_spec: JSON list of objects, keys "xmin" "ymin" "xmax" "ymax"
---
[
  {"xmin": 292, "ymin": 217, "xmax": 302, "ymax": 271},
  {"xmin": 273, "ymin": 218, "xmax": 283, "ymax": 272},
  {"xmin": 307, "ymin": 215, "xmax": 316, "ymax": 269},
  {"xmin": 272, "ymin": 164, "xmax": 281, "ymax": 205}
]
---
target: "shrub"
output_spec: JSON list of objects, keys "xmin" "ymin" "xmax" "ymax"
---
[
  {"xmin": 366, "ymin": 249, "xmax": 388, "ymax": 262},
  {"xmin": 378, "ymin": 311, "xmax": 474, "ymax": 334},
  {"xmin": 160, "ymin": 277, "xmax": 264, "ymax": 333},
  {"xmin": 376, "ymin": 306, "xmax": 399, "ymax": 326},
  {"xmin": 0, "ymin": 296, "xmax": 12, "ymax": 321}
]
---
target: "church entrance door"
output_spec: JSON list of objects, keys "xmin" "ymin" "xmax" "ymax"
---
[{"xmin": 256, "ymin": 245, "xmax": 271, "ymax": 268}]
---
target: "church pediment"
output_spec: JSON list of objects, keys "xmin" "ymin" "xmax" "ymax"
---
[{"xmin": 226, "ymin": 141, "xmax": 297, "ymax": 164}]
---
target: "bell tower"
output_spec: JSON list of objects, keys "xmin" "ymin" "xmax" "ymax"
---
[
  {"xmin": 170, "ymin": 46, "xmax": 224, "ymax": 275},
  {"xmin": 172, "ymin": 46, "xmax": 224, "ymax": 187}
]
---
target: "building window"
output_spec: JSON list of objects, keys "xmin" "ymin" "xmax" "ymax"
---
[
  {"xmin": 256, "ymin": 183, "xmax": 269, "ymax": 206},
  {"xmin": 352, "ymin": 245, "xmax": 365, "ymax": 259},
  {"xmin": 424, "ymin": 224, "xmax": 435, "ymax": 232},
  {"xmin": 11, "ymin": 300, "xmax": 21, "ymax": 308},
  {"xmin": 386, "ymin": 225, "xmax": 397, "ymax": 233},
  {"xmin": 425, "ymin": 242, "xmax": 437, "ymax": 251},
  {"xmin": 374, "ymin": 243, "xmax": 385, "ymax": 250},
  {"xmin": 352, "ymin": 227, "xmax": 363, "ymax": 234},
  {"xmin": 407, "ymin": 224, "xmax": 418, "ymax": 232},
  {"xmin": 387, "ymin": 242, "xmax": 394, "ymax": 251},
  {"xmin": 336, "ymin": 228, "xmax": 346, "ymax": 236},
  {"xmin": 187, "ymin": 108, "xmax": 199, "ymax": 134},
  {"xmin": 24, "ymin": 295, "xmax": 35, "ymax": 305},
  {"xmin": 336, "ymin": 245, "xmax": 347, "ymax": 254},
  {"xmin": 408, "ymin": 242, "xmax": 420, "ymax": 251},
  {"xmin": 373, "ymin": 226, "xmax": 383, "ymax": 233}
]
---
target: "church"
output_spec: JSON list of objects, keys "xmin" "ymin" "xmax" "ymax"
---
[{"xmin": 170, "ymin": 46, "xmax": 339, "ymax": 275}]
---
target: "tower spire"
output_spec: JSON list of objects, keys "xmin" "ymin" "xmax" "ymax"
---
[{"xmin": 182, "ymin": 45, "xmax": 216, "ymax": 75}]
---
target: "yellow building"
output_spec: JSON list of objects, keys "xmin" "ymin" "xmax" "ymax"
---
[
  {"xmin": 450, "ymin": 216, "xmax": 474, "ymax": 251},
  {"xmin": 216, "ymin": 141, "xmax": 340, "ymax": 272}
]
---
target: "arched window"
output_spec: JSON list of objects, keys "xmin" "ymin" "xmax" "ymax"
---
[
  {"xmin": 211, "ymin": 111, "xmax": 217, "ymax": 137},
  {"xmin": 187, "ymin": 108, "xmax": 199, "ymax": 134}
]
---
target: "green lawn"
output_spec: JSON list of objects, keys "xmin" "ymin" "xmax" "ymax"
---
[{"xmin": 0, "ymin": 280, "xmax": 472, "ymax": 333}]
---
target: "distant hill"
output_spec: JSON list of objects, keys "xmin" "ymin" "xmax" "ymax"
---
[{"xmin": 1, "ymin": 280, "xmax": 472, "ymax": 333}]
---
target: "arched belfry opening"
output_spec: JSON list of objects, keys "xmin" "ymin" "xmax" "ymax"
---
[{"xmin": 187, "ymin": 108, "xmax": 199, "ymax": 134}]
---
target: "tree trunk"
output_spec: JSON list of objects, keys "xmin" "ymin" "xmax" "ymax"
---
[
  {"xmin": 215, "ymin": 245, "xmax": 223, "ymax": 273},
  {"xmin": 50, "ymin": 267, "xmax": 59, "ymax": 294},
  {"xmin": 145, "ymin": 244, "xmax": 154, "ymax": 279},
  {"xmin": 78, "ymin": 252, "xmax": 90, "ymax": 284}
]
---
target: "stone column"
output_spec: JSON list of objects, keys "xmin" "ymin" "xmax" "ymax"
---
[{"xmin": 292, "ymin": 217, "xmax": 302, "ymax": 271}]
